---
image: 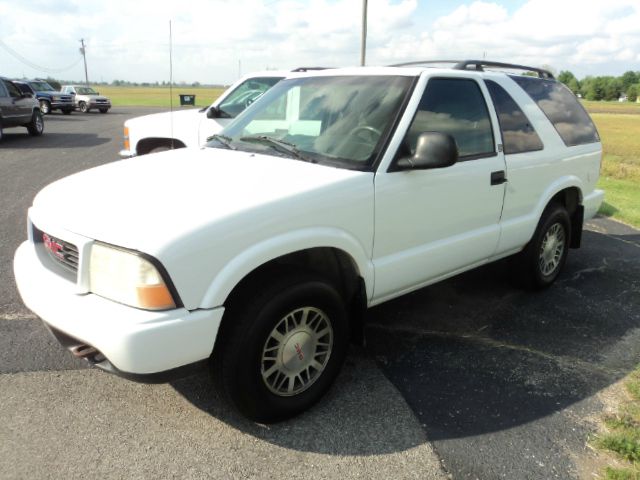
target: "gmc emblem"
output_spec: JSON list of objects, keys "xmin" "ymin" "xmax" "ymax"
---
[{"xmin": 42, "ymin": 233, "xmax": 64, "ymax": 260}]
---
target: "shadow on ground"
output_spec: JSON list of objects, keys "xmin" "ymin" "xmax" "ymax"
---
[
  {"xmin": 173, "ymin": 218, "xmax": 639, "ymax": 478},
  {"xmin": 1, "ymin": 132, "xmax": 111, "ymax": 149}
]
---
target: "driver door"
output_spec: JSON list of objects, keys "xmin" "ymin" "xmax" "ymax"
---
[{"xmin": 372, "ymin": 76, "xmax": 507, "ymax": 302}]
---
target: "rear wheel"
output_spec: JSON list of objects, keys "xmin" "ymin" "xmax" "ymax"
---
[
  {"xmin": 214, "ymin": 270, "xmax": 349, "ymax": 423},
  {"xmin": 79, "ymin": 102, "xmax": 89, "ymax": 113},
  {"xmin": 512, "ymin": 202, "xmax": 571, "ymax": 289},
  {"xmin": 39, "ymin": 100, "xmax": 50, "ymax": 115},
  {"xmin": 26, "ymin": 111, "xmax": 44, "ymax": 136}
]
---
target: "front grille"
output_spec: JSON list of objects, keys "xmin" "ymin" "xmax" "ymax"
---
[
  {"xmin": 60, "ymin": 96, "xmax": 72, "ymax": 102},
  {"xmin": 96, "ymin": 99, "xmax": 108, "ymax": 103},
  {"xmin": 33, "ymin": 225, "xmax": 79, "ymax": 274}
]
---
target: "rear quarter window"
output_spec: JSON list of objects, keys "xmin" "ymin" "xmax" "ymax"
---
[{"xmin": 510, "ymin": 75, "xmax": 599, "ymax": 147}]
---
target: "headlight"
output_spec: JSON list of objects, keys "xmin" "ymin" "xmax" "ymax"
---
[{"xmin": 89, "ymin": 243, "xmax": 177, "ymax": 310}]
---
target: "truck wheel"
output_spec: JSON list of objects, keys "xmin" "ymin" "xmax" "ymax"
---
[
  {"xmin": 513, "ymin": 202, "xmax": 571, "ymax": 289},
  {"xmin": 79, "ymin": 102, "xmax": 89, "ymax": 113},
  {"xmin": 39, "ymin": 100, "xmax": 51, "ymax": 115},
  {"xmin": 0, "ymin": 121, "xmax": 3, "ymax": 142},
  {"xmin": 26, "ymin": 111, "xmax": 44, "ymax": 136},
  {"xmin": 214, "ymin": 271, "xmax": 349, "ymax": 423},
  {"xmin": 99, "ymin": 108, "xmax": 109, "ymax": 114},
  {"xmin": 62, "ymin": 109, "xmax": 72, "ymax": 115}
]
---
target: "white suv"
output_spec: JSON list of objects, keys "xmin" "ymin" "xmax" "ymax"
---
[
  {"xmin": 119, "ymin": 71, "xmax": 290, "ymax": 157},
  {"xmin": 14, "ymin": 61, "xmax": 603, "ymax": 422}
]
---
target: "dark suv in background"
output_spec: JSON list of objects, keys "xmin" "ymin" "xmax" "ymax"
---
[
  {"xmin": 0, "ymin": 76, "xmax": 44, "ymax": 141},
  {"xmin": 15, "ymin": 79, "xmax": 74, "ymax": 115}
]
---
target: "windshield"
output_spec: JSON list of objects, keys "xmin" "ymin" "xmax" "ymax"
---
[
  {"xmin": 29, "ymin": 82, "xmax": 55, "ymax": 91},
  {"xmin": 217, "ymin": 76, "xmax": 283, "ymax": 118},
  {"xmin": 207, "ymin": 75, "xmax": 413, "ymax": 170},
  {"xmin": 76, "ymin": 87, "xmax": 97, "ymax": 94}
]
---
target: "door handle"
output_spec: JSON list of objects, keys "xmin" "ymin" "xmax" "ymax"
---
[{"xmin": 490, "ymin": 170, "xmax": 507, "ymax": 186}]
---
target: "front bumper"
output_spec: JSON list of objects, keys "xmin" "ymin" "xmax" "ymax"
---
[
  {"xmin": 89, "ymin": 102, "xmax": 111, "ymax": 108},
  {"xmin": 51, "ymin": 101, "xmax": 75, "ymax": 110},
  {"xmin": 14, "ymin": 240, "xmax": 224, "ymax": 376}
]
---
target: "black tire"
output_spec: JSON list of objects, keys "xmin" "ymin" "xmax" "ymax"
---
[
  {"xmin": 99, "ymin": 108, "xmax": 108, "ymax": 114},
  {"xmin": 26, "ymin": 111, "xmax": 44, "ymax": 136},
  {"xmin": 62, "ymin": 109, "xmax": 72, "ymax": 115},
  {"xmin": 39, "ymin": 100, "xmax": 51, "ymax": 115},
  {"xmin": 213, "ymin": 270, "xmax": 350, "ymax": 423},
  {"xmin": 512, "ymin": 202, "xmax": 571, "ymax": 289},
  {"xmin": 0, "ymin": 119, "xmax": 3, "ymax": 142},
  {"xmin": 79, "ymin": 102, "xmax": 89, "ymax": 113}
]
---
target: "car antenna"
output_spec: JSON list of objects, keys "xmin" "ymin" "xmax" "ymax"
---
[{"xmin": 169, "ymin": 20, "xmax": 175, "ymax": 150}]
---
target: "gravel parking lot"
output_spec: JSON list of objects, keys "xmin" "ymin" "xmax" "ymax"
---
[{"xmin": 1, "ymin": 108, "xmax": 639, "ymax": 479}]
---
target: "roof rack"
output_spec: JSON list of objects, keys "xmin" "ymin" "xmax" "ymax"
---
[
  {"xmin": 389, "ymin": 60, "xmax": 554, "ymax": 79},
  {"xmin": 291, "ymin": 67, "xmax": 331, "ymax": 72}
]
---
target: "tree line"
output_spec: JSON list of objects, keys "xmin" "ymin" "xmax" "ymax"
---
[{"xmin": 558, "ymin": 70, "xmax": 640, "ymax": 102}]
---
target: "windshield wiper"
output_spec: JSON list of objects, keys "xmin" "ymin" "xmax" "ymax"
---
[
  {"xmin": 239, "ymin": 135, "xmax": 314, "ymax": 163},
  {"xmin": 206, "ymin": 134, "xmax": 236, "ymax": 150}
]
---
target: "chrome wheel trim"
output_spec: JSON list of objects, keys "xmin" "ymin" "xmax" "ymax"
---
[
  {"xmin": 35, "ymin": 114, "xmax": 43, "ymax": 133},
  {"xmin": 539, "ymin": 222, "xmax": 566, "ymax": 276},
  {"xmin": 261, "ymin": 306, "xmax": 333, "ymax": 397},
  {"xmin": 39, "ymin": 101, "xmax": 50, "ymax": 114}
]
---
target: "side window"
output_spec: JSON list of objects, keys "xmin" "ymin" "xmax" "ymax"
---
[
  {"xmin": 4, "ymin": 81, "xmax": 22, "ymax": 98},
  {"xmin": 485, "ymin": 80, "xmax": 543, "ymax": 154},
  {"xmin": 0, "ymin": 80, "xmax": 8, "ymax": 97},
  {"xmin": 405, "ymin": 78, "xmax": 494, "ymax": 159},
  {"xmin": 510, "ymin": 75, "xmax": 599, "ymax": 146},
  {"xmin": 218, "ymin": 77, "xmax": 283, "ymax": 118}
]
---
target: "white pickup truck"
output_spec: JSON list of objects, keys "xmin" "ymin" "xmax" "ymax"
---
[
  {"xmin": 119, "ymin": 71, "xmax": 290, "ymax": 157},
  {"xmin": 14, "ymin": 61, "xmax": 603, "ymax": 422}
]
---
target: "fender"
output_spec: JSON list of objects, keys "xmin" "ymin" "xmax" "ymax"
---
[{"xmin": 200, "ymin": 227, "xmax": 374, "ymax": 309}]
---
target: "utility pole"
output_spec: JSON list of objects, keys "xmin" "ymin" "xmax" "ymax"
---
[
  {"xmin": 360, "ymin": 0, "xmax": 368, "ymax": 66},
  {"xmin": 79, "ymin": 39, "xmax": 89, "ymax": 85}
]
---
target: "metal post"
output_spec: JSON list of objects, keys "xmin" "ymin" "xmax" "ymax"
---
[
  {"xmin": 360, "ymin": 0, "xmax": 368, "ymax": 66},
  {"xmin": 79, "ymin": 39, "xmax": 89, "ymax": 85}
]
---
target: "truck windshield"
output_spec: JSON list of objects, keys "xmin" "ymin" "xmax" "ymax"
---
[
  {"xmin": 207, "ymin": 75, "xmax": 413, "ymax": 170},
  {"xmin": 76, "ymin": 87, "xmax": 98, "ymax": 94},
  {"xmin": 29, "ymin": 82, "xmax": 55, "ymax": 91}
]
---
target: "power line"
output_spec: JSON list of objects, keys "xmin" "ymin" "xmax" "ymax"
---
[{"xmin": 0, "ymin": 39, "xmax": 82, "ymax": 74}]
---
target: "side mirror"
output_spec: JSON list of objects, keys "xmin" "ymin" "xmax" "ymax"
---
[
  {"xmin": 396, "ymin": 132, "xmax": 458, "ymax": 171},
  {"xmin": 207, "ymin": 106, "xmax": 220, "ymax": 119}
]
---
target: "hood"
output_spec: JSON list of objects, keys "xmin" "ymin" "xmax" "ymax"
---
[
  {"xmin": 32, "ymin": 148, "xmax": 366, "ymax": 253},
  {"xmin": 80, "ymin": 94, "xmax": 109, "ymax": 101},
  {"xmin": 126, "ymin": 108, "xmax": 203, "ymax": 129}
]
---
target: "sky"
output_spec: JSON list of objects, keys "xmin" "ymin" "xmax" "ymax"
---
[{"xmin": 0, "ymin": 0, "xmax": 638, "ymax": 85}]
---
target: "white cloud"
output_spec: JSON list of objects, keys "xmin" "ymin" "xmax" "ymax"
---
[{"xmin": 0, "ymin": 0, "xmax": 638, "ymax": 83}]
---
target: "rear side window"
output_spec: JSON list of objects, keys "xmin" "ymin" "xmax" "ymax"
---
[
  {"xmin": 0, "ymin": 80, "xmax": 8, "ymax": 97},
  {"xmin": 510, "ymin": 75, "xmax": 599, "ymax": 146},
  {"xmin": 485, "ymin": 80, "xmax": 543, "ymax": 154},
  {"xmin": 406, "ymin": 78, "xmax": 494, "ymax": 159}
]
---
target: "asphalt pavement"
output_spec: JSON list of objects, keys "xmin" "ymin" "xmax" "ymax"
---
[{"xmin": 1, "ymin": 107, "xmax": 639, "ymax": 479}]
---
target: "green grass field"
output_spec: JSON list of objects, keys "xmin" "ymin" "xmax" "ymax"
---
[
  {"xmin": 95, "ymin": 85, "xmax": 225, "ymax": 108},
  {"xmin": 586, "ymin": 105, "xmax": 640, "ymax": 228}
]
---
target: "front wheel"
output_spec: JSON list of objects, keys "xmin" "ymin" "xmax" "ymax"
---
[
  {"xmin": 512, "ymin": 203, "xmax": 571, "ymax": 289},
  {"xmin": 26, "ymin": 111, "xmax": 44, "ymax": 136},
  {"xmin": 99, "ymin": 108, "xmax": 109, "ymax": 114},
  {"xmin": 62, "ymin": 109, "xmax": 72, "ymax": 115},
  {"xmin": 79, "ymin": 102, "xmax": 89, "ymax": 113},
  {"xmin": 39, "ymin": 100, "xmax": 51, "ymax": 115},
  {"xmin": 214, "ymin": 271, "xmax": 349, "ymax": 423}
]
